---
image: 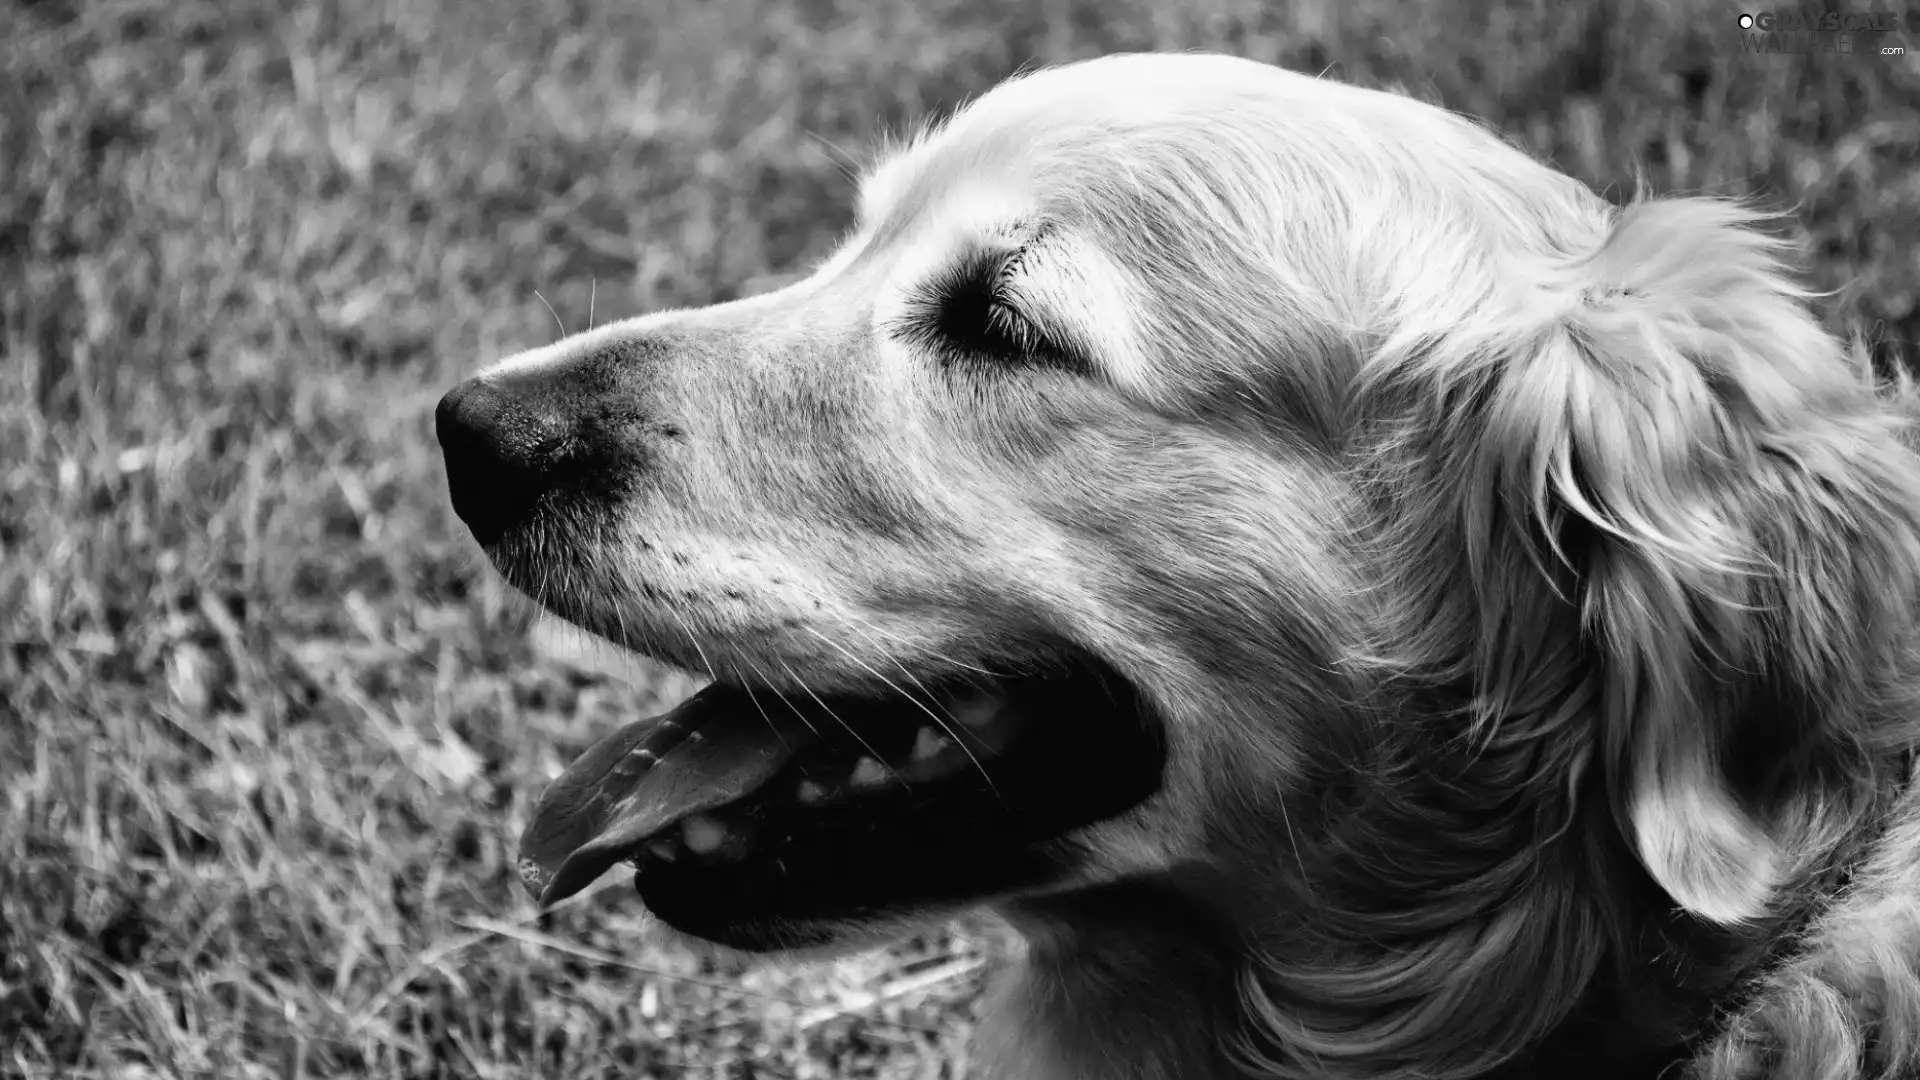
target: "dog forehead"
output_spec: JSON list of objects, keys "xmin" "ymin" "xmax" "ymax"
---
[
  {"xmin": 858, "ymin": 54, "xmax": 1402, "ymax": 239},
  {"xmin": 944, "ymin": 52, "xmax": 1344, "ymax": 151}
]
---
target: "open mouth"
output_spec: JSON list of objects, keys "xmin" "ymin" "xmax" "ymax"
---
[{"xmin": 518, "ymin": 651, "xmax": 1164, "ymax": 950}]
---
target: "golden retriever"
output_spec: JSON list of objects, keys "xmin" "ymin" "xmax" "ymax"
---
[{"xmin": 435, "ymin": 53, "xmax": 1920, "ymax": 1080}]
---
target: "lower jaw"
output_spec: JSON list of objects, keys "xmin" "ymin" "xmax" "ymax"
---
[
  {"xmin": 631, "ymin": 839, "xmax": 1070, "ymax": 952},
  {"xmin": 624, "ymin": 770, "xmax": 1117, "ymax": 947}
]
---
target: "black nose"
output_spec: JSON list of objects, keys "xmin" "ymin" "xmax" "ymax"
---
[{"xmin": 435, "ymin": 375, "xmax": 574, "ymax": 547}]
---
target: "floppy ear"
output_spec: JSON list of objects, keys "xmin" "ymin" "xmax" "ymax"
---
[{"xmin": 1370, "ymin": 198, "xmax": 1920, "ymax": 924}]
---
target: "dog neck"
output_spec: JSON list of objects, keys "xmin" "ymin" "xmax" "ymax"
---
[
  {"xmin": 979, "ymin": 878, "xmax": 1246, "ymax": 1080},
  {"xmin": 965, "ymin": 773, "xmax": 1920, "ymax": 1080}
]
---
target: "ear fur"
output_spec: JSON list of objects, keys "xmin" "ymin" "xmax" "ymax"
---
[{"xmin": 1367, "ymin": 197, "xmax": 1920, "ymax": 924}]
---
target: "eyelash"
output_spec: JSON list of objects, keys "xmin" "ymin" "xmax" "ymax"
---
[{"xmin": 896, "ymin": 250, "xmax": 1079, "ymax": 371}]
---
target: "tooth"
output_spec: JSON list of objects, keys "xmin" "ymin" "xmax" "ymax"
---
[
  {"xmin": 911, "ymin": 726, "xmax": 949, "ymax": 762},
  {"xmin": 648, "ymin": 840, "xmax": 679, "ymax": 863},
  {"xmin": 849, "ymin": 756, "xmax": 891, "ymax": 788},
  {"xmin": 952, "ymin": 698, "xmax": 998, "ymax": 730},
  {"xmin": 797, "ymin": 779, "xmax": 830, "ymax": 804},
  {"xmin": 905, "ymin": 734, "xmax": 976, "ymax": 782},
  {"xmin": 681, "ymin": 813, "xmax": 728, "ymax": 855}
]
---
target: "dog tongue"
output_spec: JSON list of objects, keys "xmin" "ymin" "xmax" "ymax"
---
[{"xmin": 518, "ymin": 684, "xmax": 813, "ymax": 907}]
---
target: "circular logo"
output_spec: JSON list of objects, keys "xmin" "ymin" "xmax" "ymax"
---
[{"xmin": 1738, "ymin": 12, "xmax": 1754, "ymax": 27}]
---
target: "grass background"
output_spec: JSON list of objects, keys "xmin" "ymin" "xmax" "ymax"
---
[{"xmin": 1, "ymin": 0, "xmax": 1915, "ymax": 1076}]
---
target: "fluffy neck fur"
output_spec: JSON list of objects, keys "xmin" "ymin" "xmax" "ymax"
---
[
  {"xmin": 979, "ymin": 880, "xmax": 1246, "ymax": 1080},
  {"xmin": 973, "ymin": 748, "xmax": 1920, "ymax": 1080}
]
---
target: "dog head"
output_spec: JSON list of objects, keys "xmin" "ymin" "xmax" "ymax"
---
[{"xmin": 438, "ymin": 53, "xmax": 1920, "ymax": 1077}]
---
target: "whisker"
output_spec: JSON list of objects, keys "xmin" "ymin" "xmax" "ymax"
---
[
  {"xmin": 737, "ymin": 652, "xmax": 819, "ymax": 750},
  {"xmin": 776, "ymin": 657, "xmax": 895, "ymax": 782},
  {"xmin": 787, "ymin": 614, "xmax": 1008, "ymax": 771},
  {"xmin": 776, "ymin": 578, "xmax": 1003, "ymax": 679},
  {"xmin": 805, "ymin": 618, "xmax": 958, "ymax": 723},
  {"xmin": 533, "ymin": 289, "xmax": 568, "ymax": 340},
  {"xmin": 761, "ymin": 677, "xmax": 808, "ymax": 738},
  {"xmin": 597, "ymin": 555, "xmax": 662, "ymax": 690},
  {"xmin": 799, "ymin": 626, "xmax": 999, "ymax": 797},
  {"xmin": 803, "ymin": 128, "xmax": 866, "ymax": 187},
  {"xmin": 665, "ymin": 606, "xmax": 721, "ymax": 687}
]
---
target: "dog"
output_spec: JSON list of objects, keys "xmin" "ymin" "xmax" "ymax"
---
[{"xmin": 435, "ymin": 53, "xmax": 1920, "ymax": 1080}]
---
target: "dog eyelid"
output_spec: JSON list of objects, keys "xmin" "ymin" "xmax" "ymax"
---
[{"xmin": 890, "ymin": 245, "xmax": 1087, "ymax": 374}]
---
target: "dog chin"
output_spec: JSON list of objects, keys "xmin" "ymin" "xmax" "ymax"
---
[{"xmin": 639, "ymin": 893, "xmax": 980, "ymax": 964}]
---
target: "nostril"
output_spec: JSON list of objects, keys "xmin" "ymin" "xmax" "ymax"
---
[
  {"xmin": 435, "ymin": 377, "xmax": 572, "ymax": 547},
  {"xmin": 434, "ymin": 381, "xmax": 476, "ymax": 453}
]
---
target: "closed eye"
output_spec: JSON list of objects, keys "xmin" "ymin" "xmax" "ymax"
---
[{"xmin": 892, "ymin": 248, "xmax": 1084, "ymax": 372}]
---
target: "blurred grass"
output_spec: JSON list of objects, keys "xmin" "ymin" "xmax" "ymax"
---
[{"xmin": 1, "ymin": 0, "xmax": 1915, "ymax": 1075}]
